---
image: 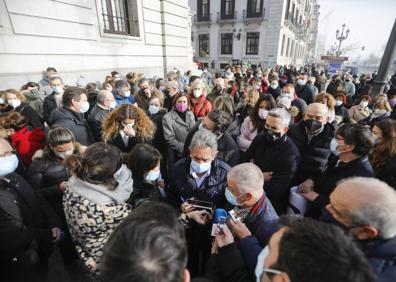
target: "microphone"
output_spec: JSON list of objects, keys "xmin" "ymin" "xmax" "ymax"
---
[{"xmin": 211, "ymin": 208, "xmax": 228, "ymax": 236}]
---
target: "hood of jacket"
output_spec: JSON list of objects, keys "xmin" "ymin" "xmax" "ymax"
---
[{"xmin": 67, "ymin": 164, "xmax": 133, "ymax": 205}]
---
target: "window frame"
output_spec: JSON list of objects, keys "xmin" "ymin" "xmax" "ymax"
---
[
  {"xmin": 246, "ymin": 0, "xmax": 263, "ymax": 18},
  {"xmin": 221, "ymin": 0, "xmax": 235, "ymax": 20},
  {"xmin": 220, "ymin": 33, "xmax": 233, "ymax": 55},
  {"xmin": 197, "ymin": 0, "xmax": 210, "ymax": 21},
  {"xmin": 246, "ymin": 32, "xmax": 260, "ymax": 55},
  {"xmin": 198, "ymin": 34, "xmax": 210, "ymax": 57},
  {"xmin": 96, "ymin": 0, "xmax": 142, "ymax": 40}
]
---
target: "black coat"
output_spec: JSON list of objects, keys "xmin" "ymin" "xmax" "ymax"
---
[
  {"xmin": 87, "ymin": 104, "xmax": 111, "ymax": 142},
  {"xmin": 287, "ymin": 121, "xmax": 335, "ymax": 184},
  {"xmin": 243, "ymin": 133, "xmax": 301, "ymax": 215},
  {"xmin": 359, "ymin": 236, "xmax": 396, "ymax": 282},
  {"xmin": 108, "ymin": 133, "xmax": 142, "ymax": 154},
  {"xmin": 49, "ymin": 107, "xmax": 94, "ymax": 146},
  {"xmin": 311, "ymin": 156, "xmax": 375, "ymax": 215},
  {"xmin": 296, "ymin": 85, "xmax": 315, "ymax": 105},
  {"xmin": 335, "ymin": 105, "xmax": 351, "ymax": 124},
  {"xmin": 375, "ymin": 155, "xmax": 396, "ymax": 189},
  {"xmin": 0, "ymin": 173, "xmax": 61, "ymax": 265},
  {"xmin": 42, "ymin": 93, "xmax": 59, "ymax": 124},
  {"xmin": 128, "ymin": 178, "xmax": 161, "ymax": 208},
  {"xmin": 150, "ymin": 109, "xmax": 167, "ymax": 157},
  {"xmin": 183, "ymin": 121, "xmax": 240, "ymax": 167},
  {"xmin": 267, "ymin": 86, "xmax": 281, "ymax": 100},
  {"xmin": 15, "ymin": 104, "xmax": 43, "ymax": 129},
  {"xmin": 28, "ymin": 155, "xmax": 69, "ymax": 216}
]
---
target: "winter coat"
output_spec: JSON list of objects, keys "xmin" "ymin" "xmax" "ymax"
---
[
  {"xmin": 166, "ymin": 158, "xmax": 230, "ymax": 208},
  {"xmin": 349, "ymin": 105, "xmax": 372, "ymax": 123},
  {"xmin": 28, "ymin": 152, "xmax": 70, "ymax": 215},
  {"xmin": 359, "ymin": 236, "xmax": 396, "ymax": 282},
  {"xmin": 23, "ymin": 89, "xmax": 44, "ymax": 119},
  {"xmin": 296, "ymin": 85, "xmax": 315, "ymax": 105},
  {"xmin": 287, "ymin": 121, "xmax": 335, "ymax": 184},
  {"xmin": 113, "ymin": 92, "xmax": 136, "ymax": 108},
  {"xmin": 374, "ymin": 155, "xmax": 396, "ymax": 189},
  {"xmin": 49, "ymin": 107, "xmax": 94, "ymax": 146},
  {"xmin": 10, "ymin": 127, "xmax": 45, "ymax": 167},
  {"xmin": 43, "ymin": 93, "xmax": 60, "ymax": 124},
  {"xmin": 189, "ymin": 94, "xmax": 212, "ymax": 118},
  {"xmin": 237, "ymin": 116, "xmax": 258, "ymax": 152},
  {"xmin": 0, "ymin": 173, "xmax": 61, "ymax": 271},
  {"xmin": 14, "ymin": 104, "xmax": 43, "ymax": 129},
  {"xmin": 310, "ymin": 156, "xmax": 375, "ymax": 216},
  {"xmin": 63, "ymin": 165, "xmax": 133, "ymax": 277},
  {"xmin": 183, "ymin": 120, "xmax": 240, "ymax": 167},
  {"xmin": 243, "ymin": 133, "xmax": 301, "ymax": 215},
  {"xmin": 334, "ymin": 105, "xmax": 352, "ymax": 124},
  {"xmin": 87, "ymin": 104, "xmax": 111, "ymax": 142},
  {"xmin": 163, "ymin": 110, "xmax": 196, "ymax": 157}
]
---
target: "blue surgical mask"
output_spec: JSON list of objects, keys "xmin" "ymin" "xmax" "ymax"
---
[
  {"xmin": 53, "ymin": 86, "xmax": 63, "ymax": 94},
  {"xmin": 255, "ymin": 246, "xmax": 269, "ymax": 282},
  {"xmin": 191, "ymin": 159, "xmax": 211, "ymax": 174},
  {"xmin": 149, "ymin": 105, "xmax": 160, "ymax": 115},
  {"xmin": 0, "ymin": 154, "xmax": 19, "ymax": 176},
  {"xmin": 330, "ymin": 138, "xmax": 339, "ymax": 156},
  {"xmin": 225, "ymin": 188, "xmax": 242, "ymax": 206},
  {"xmin": 145, "ymin": 169, "xmax": 160, "ymax": 182},
  {"xmin": 80, "ymin": 101, "xmax": 90, "ymax": 113}
]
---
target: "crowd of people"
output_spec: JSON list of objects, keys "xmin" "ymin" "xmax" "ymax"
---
[{"xmin": 0, "ymin": 64, "xmax": 396, "ymax": 282}]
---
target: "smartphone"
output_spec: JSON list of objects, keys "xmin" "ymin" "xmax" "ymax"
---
[
  {"xmin": 229, "ymin": 209, "xmax": 241, "ymax": 222},
  {"xmin": 186, "ymin": 199, "xmax": 214, "ymax": 212}
]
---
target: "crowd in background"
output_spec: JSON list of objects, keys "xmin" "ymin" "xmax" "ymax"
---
[{"xmin": 0, "ymin": 64, "xmax": 396, "ymax": 282}]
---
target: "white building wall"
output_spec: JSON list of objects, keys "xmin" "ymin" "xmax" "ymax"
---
[{"xmin": 0, "ymin": 0, "xmax": 194, "ymax": 89}]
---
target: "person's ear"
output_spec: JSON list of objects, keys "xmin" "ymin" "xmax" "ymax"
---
[
  {"xmin": 181, "ymin": 269, "xmax": 190, "ymax": 282},
  {"xmin": 212, "ymin": 150, "xmax": 218, "ymax": 160},
  {"xmin": 239, "ymin": 193, "xmax": 252, "ymax": 204},
  {"xmin": 283, "ymin": 127, "xmax": 289, "ymax": 135},
  {"xmin": 352, "ymin": 226, "xmax": 378, "ymax": 240}
]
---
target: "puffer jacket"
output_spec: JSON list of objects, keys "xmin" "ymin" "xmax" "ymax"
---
[{"xmin": 63, "ymin": 165, "xmax": 133, "ymax": 278}]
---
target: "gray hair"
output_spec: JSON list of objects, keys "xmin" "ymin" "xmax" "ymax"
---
[
  {"xmin": 115, "ymin": 79, "xmax": 129, "ymax": 90},
  {"xmin": 339, "ymin": 177, "xmax": 396, "ymax": 239},
  {"xmin": 97, "ymin": 90, "xmax": 112, "ymax": 103},
  {"xmin": 189, "ymin": 129, "xmax": 218, "ymax": 152},
  {"xmin": 49, "ymin": 76, "xmax": 63, "ymax": 84},
  {"xmin": 268, "ymin": 108, "xmax": 291, "ymax": 128},
  {"xmin": 227, "ymin": 163, "xmax": 264, "ymax": 196},
  {"xmin": 138, "ymin": 77, "xmax": 149, "ymax": 87}
]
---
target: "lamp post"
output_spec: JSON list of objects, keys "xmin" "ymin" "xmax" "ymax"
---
[{"xmin": 335, "ymin": 24, "xmax": 350, "ymax": 57}]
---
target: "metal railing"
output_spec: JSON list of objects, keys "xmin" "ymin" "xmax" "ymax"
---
[{"xmin": 216, "ymin": 11, "xmax": 237, "ymax": 22}]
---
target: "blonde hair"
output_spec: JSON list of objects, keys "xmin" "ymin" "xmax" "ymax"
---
[
  {"xmin": 314, "ymin": 92, "xmax": 336, "ymax": 110},
  {"xmin": 189, "ymin": 79, "xmax": 207, "ymax": 96},
  {"xmin": 4, "ymin": 89, "xmax": 27, "ymax": 103},
  {"xmin": 246, "ymin": 88, "xmax": 260, "ymax": 108}
]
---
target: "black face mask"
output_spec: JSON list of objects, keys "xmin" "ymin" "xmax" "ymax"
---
[
  {"xmin": 305, "ymin": 119, "xmax": 323, "ymax": 135},
  {"xmin": 264, "ymin": 128, "xmax": 282, "ymax": 143}
]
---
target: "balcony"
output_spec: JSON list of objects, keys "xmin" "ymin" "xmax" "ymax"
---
[
  {"xmin": 243, "ymin": 8, "xmax": 266, "ymax": 25},
  {"xmin": 216, "ymin": 11, "xmax": 237, "ymax": 24},
  {"xmin": 194, "ymin": 13, "xmax": 212, "ymax": 25}
]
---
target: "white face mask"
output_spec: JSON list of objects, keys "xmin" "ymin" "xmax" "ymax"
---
[
  {"xmin": 109, "ymin": 100, "xmax": 117, "ymax": 109},
  {"xmin": 193, "ymin": 89, "xmax": 202, "ymax": 98},
  {"xmin": 80, "ymin": 101, "xmax": 90, "ymax": 113},
  {"xmin": 0, "ymin": 154, "xmax": 19, "ymax": 176},
  {"xmin": 124, "ymin": 90, "xmax": 131, "ymax": 98},
  {"xmin": 54, "ymin": 147, "xmax": 74, "ymax": 159},
  {"xmin": 255, "ymin": 246, "xmax": 269, "ymax": 282},
  {"xmin": 8, "ymin": 99, "xmax": 21, "ymax": 108},
  {"xmin": 360, "ymin": 101, "xmax": 368, "ymax": 108}
]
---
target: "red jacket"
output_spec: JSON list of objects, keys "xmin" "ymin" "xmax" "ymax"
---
[
  {"xmin": 10, "ymin": 127, "xmax": 45, "ymax": 167},
  {"xmin": 189, "ymin": 94, "xmax": 212, "ymax": 118}
]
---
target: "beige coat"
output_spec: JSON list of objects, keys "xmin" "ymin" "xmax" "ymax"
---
[{"xmin": 349, "ymin": 105, "xmax": 372, "ymax": 123}]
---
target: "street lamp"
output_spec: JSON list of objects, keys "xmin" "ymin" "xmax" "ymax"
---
[{"xmin": 335, "ymin": 23, "xmax": 350, "ymax": 57}]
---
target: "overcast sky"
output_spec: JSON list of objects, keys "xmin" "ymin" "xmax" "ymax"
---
[{"xmin": 317, "ymin": 0, "xmax": 396, "ymax": 59}]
